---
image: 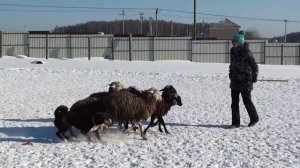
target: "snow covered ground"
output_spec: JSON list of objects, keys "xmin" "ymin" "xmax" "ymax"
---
[{"xmin": 0, "ymin": 55, "xmax": 299, "ymax": 168}]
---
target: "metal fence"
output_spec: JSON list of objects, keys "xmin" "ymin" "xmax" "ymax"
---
[{"xmin": 1, "ymin": 32, "xmax": 300, "ymax": 65}]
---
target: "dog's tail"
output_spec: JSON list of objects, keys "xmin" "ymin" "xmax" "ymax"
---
[{"xmin": 54, "ymin": 105, "xmax": 69, "ymax": 118}]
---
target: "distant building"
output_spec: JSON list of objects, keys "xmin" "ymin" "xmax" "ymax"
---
[{"xmin": 209, "ymin": 18, "xmax": 240, "ymax": 40}]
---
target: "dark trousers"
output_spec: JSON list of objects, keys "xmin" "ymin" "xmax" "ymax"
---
[{"xmin": 231, "ymin": 89, "xmax": 259, "ymax": 126}]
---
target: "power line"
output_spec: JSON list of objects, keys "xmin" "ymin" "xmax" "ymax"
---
[
  {"xmin": 0, "ymin": 9, "xmax": 119, "ymax": 13},
  {"xmin": 0, "ymin": 2, "xmax": 300, "ymax": 23},
  {"xmin": 0, "ymin": 3, "xmax": 156, "ymax": 11},
  {"xmin": 159, "ymin": 8, "xmax": 300, "ymax": 23}
]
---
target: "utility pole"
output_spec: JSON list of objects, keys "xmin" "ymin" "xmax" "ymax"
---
[
  {"xmin": 284, "ymin": 19, "xmax": 287, "ymax": 43},
  {"xmin": 171, "ymin": 20, "xmax": 173, "ymax": 36},
  {"xmin": 119, "ymin": 10, "xmax": 125, "ymax": 34},
  {"xmin": 139, "ymin": 12, "xmax": 144, "ymax": 34},
  {"xmin": 155, "ymin": 9, "xmax": 158, "ymax": 37},
  {"xmin": 149, "ymin": 17, "xmax": 153, "ymax": 36},
  {"xmin": 193, "ymin": 0, "xmax": 197, "ymax": 40}
]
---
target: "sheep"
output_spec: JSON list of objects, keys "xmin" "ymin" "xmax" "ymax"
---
[
  {"xmin": 54, "ymin": 78, "xmax": 161, "ymax": 141},
  {"xmin": 92, "ymin": 87, "xmax": 162, "ymax": 140},
  {"xmin": 88, "ymin": 81, "xmax": 125, "ymax": 98},
  {"xmin": 89, "ymin": 84, "xmax": 143, "ymax": 130},
  {"xmin": 143, "ymin": 85, "xmax": 182, "ymax": 135}
]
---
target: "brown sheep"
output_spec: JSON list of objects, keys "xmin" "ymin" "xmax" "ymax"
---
[
  {"xmin": 143, "ymin": 85, "xmax": 182, "ymax": 135},
  {"xmin": 93, "ymin": 88, "xmax": 162, "ymax": 140}
]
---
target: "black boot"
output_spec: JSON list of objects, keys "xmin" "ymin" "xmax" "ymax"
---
[{"xmin": 228, "ymin": 124, "xmax": 240, "ymax": 129}]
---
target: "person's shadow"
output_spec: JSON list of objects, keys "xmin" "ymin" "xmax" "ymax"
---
[
  {"xmin": 143, "ymin": 121, "xmax": 228, "ymax": 129},
  {"xmin": 166, "ymin": 122, "xmax": 228, "ymax": 129}
]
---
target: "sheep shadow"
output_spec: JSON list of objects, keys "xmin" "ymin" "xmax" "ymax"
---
[
  {"xmin": 0, "ymin": 126, "xmax": 57, "ymax": 144},
  {"xmin": 1, "ymin": 118, "xmax": 53, "ymax": 123}
]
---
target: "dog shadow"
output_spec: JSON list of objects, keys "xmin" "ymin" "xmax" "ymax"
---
[
  {"xmin": 1, "ymin": 118, "xmax": 53, "ymax": 123},
  {"xmin": 0, "ymin": 126, "xmax": 58, "ymax": 144}
]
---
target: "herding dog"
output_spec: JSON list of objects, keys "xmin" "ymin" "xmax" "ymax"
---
[{"xmin": 54, "ymin": 104, "xmax": 112, "ymax": 142}]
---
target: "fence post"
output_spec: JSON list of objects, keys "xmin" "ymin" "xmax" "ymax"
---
[
  {"xmin": 27, "ymin": 32, "xmax": 30, "ymax": 57},
  {"xmin": 281, "ymin": 44, "xmax": 284, "ymax": 65},
  {"xmin": 129, "ymin": 34, "xmax": 132, "ymax": 61},
  {"xmin": 190, "ymin": 38, "xmax": 193, "ymax": 62},
  {"xmin": 111, "ymin": 37, "xmax": 114, "ymax": 60},
  {"xmin": 153, "ymin": 36, "xmax": 155, "ymax": 61},
  {"xmin": 227, "ymin": 40, "xmax": 231, "ymax": 63},
  {"xmin": 69, "ymin": 35, "xmax": 72, "ymax": 59},
  {"xmin": 263, "ymin": 41, "xmax": 267, "ymax": 64},
  {"xmin": 45, "ymin": 34, "xmax": 48, "ymax": 59},
  {"xmin": 88, "ymin": 37, "xmax": 91, "ymax": 60},
  {"xmin": 0, "ymin": 31, "xmax": 2, "ymax": 58},
  {"xmin": 299, "ymin": 44, "xmax": 300, "ymax": 65}
]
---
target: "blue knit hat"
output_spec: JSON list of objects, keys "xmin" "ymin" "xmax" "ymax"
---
[{"xmin": 232, "ymin": 30, "xmax": 245, "ymax": 45}]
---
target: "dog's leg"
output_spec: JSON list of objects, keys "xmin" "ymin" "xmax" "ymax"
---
[
  {"xmin": 81, "ymin": 131, "xmax": 92, "ymax": 142},
  {"xmin": 56, "ymin": 131, "xmax": 68, "ymax": 142},
  {"xmin": 69, "ymin": 126, "xmax": 75, "ymax": 138}
]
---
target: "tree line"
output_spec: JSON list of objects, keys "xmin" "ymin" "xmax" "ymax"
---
[
  {"xmin": 52, "ymin": 19, "xmax": 299, "ymax": 42},
  {"xmin": 269, "ymin": 32, "xmax": 300, "ymax": 43},
  {"xmin": 52, "ymin": 18, "xmax": 210, "ymax": 37}
]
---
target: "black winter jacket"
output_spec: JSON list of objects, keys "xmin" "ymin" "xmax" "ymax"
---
[{"xmin": 229, "ymin": 42, "xmax": 258, "ymax": 91}]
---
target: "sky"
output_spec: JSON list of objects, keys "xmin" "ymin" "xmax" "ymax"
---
[{"xmin": 0, "ymin": 0, "xmax": 299, "ymax": 38}]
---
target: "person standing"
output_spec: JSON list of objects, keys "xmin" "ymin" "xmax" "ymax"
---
[{"xmin": 229, "ymin": 30, "xmax": 259, "ymax": 128}]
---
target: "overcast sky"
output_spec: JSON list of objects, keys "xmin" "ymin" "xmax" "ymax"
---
[{"xmin": 0, "ymin": 0, "xmax": 299, "ymax": 37}]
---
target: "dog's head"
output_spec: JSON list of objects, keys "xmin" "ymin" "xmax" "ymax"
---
[
  {"xmin": 160, "ymin": 85, "xmax": 182, "ymax": 106},
  {"xmin": 94, "ymin": 112, "xmax": 113, "ymax": 125}
]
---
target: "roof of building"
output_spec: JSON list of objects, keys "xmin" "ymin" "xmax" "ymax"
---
[{"xmin": 209, "ymin": 18, "xmax": 240, "ymax": 29}]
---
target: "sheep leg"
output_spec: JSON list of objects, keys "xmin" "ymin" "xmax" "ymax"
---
[
  {"xmin": 143, "ymin": 116, "xmax": 155, "ymax": 135},
  {"xmin": 151, "ymin": 119, "xmax": 159, "ymax": 127},
  {"xmin": 160, "ymin": 117, "xmax": 170, "ymax": 134},
  {"xmin": 130, "ymin": 121, "xmax": 138, "ymax": 131},
  {"xmin": 137, "ymin": 121, "xmax": 147, "ymax": 140},
  {"xmin": 124, "ymin": 121, "xmax": 129, "ymax": 130},
  {"xmin": 158, "ymin": 118, "xmax": 164, "ymax": 132}
]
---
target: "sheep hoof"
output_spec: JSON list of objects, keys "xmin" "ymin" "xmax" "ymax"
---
[
  {"xmin": 166, "ymin": 131, "xmax": 170, "ymax": 134},
  {"xmin": 99, "ymin": 139, "xmax": 107, "ymax": 144},
  {"xmin": 123, "ymin": 129, "xmax": 129, "ymax": 133},
  {"xmin": 142, "ymin": 134, "xmax": 148, "ymax": 140}
]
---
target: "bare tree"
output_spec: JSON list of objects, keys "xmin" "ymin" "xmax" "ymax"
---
[{"xmin": 245, "ymin": 28, "xmax": 262, "ymax": 39}]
